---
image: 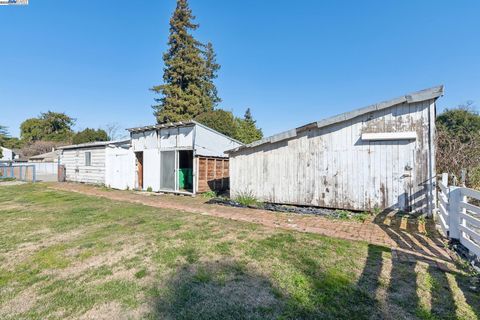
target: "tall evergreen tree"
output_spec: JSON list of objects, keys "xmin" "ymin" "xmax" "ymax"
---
[
  {"xmin": 235, "ymin": 108, "xmax": 263, "ymax": 144},
  {"xmin": 202, "ymin": 42, "xmax": 221, "ymax": 107},
  {"xmin": 152, "ymin": 0, "xmax": 220, "ymax": 123}
]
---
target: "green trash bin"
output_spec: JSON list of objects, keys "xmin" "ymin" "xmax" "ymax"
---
[{"xmin": 178, "ymin": 168, "xmax": 193, "ymax": 190}]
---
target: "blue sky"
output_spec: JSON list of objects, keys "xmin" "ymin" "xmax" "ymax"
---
[{"xmin": 1, "ymin": 0, "xmax": 479, "ymax": 138}]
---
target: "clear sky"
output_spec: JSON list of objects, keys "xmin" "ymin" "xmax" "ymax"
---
[{"xmin": 1, "ymin": 0, "xmax": 479, "ymax": 138}]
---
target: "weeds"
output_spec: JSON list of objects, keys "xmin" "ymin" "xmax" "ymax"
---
[
  {"xmin": 202, "ymin": 191, "xmax": 217, "ymax": 199},
  {"xmin": 235, "ymin": 191, "xmax": 260, "ymax": 207}
]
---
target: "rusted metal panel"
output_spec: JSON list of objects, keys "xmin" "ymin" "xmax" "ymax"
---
[{"xmin": 230, "ymin": 97, "xmax": 438, "ymax": 214}]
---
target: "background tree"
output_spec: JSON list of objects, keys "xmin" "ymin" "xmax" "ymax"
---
[
  {"xmin": 235, "ymin": 108, "xmax": 263, "ymax": 144},
  {"xmin": 72, "ymin": 128, "xmax": 108, "ymax": 145},
  {"xmin": 437, "ymin": 102, "xmax": 480, "ymax": 142},
  {"xmin": 436, "ymin": 104, "xmax": 480, "ymax": 189},
  {"xmin": 195, "ymin": 109, "xmax": 238, "ymax": 138},
  {"xmin": 20, "ymin": 118, "xmax": 45, "ymax": 142},
  {"xmin": 20, "ymin": 111, "xmax": 75, "ymax": 142},
  {"xmin": 0, "ymin": 125, "xmax": 23, "ymax": 157},
  {"xmin": 152, "ymin": 0, "xmax": 220, "ymax": 123},
  {"xmin": 195, "ymin": 108, "xmax": 263, "ymax": 144}
]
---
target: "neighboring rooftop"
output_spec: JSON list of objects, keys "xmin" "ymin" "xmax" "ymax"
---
[
  {"xmin": 228, "ymin": 85, "xmax": 444, "ymax": 153},
  {"xmin": 28, "ymin": 150, "xmax": 60, "ymax": 161},
  {"xmin": 58, "ymin": 139, "xmax": 130, "ymax": 150}
]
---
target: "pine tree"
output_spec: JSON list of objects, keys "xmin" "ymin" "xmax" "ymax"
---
[
  {"xmin": 152, "ymin": 0, "xmax": 220, "ymax": 123},
  {"xmin": 202, "ymin": 42, "xmax": 221, "ymax": 108},
  {"xmin": 235, "ymin": 108, "xmax": 263, "ymax": 144}
]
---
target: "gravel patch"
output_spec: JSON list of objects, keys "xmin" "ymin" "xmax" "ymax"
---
[{"xmin": 207, "ymin": 198, "xmax": 363, "ymax": 219}]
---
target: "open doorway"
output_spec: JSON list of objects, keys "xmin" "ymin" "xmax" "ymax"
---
[
  {"xmin": 178, "ymin": 150, "xmax": 193, "ymax": 192},
  {"xmin": 135, "ymin": 152, "xmax": 143, "ymax": 190}
]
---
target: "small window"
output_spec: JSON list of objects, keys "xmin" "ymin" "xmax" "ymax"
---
[{"xmin": 85, "ymin": 152, "xmax": 91, "ymax": 166}]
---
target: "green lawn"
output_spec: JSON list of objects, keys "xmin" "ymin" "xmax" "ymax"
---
[{"xmin": 0, "ymin": 184, "xmax": 479, "ymax": 319}]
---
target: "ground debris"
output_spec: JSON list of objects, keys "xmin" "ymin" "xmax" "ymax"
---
[{"xmin": 207, "ymin": 197, "xmax": 360, "ymax": 219}]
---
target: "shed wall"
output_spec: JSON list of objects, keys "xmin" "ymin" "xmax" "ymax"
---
[
  {"xmin": 61, "ymin": 147, "xmax": 106, "ymax": 184},
  {"xmin": 105, "ymin": 147, "xmax": 135, "ymax": 190},
  {"xmin": 194, "ymin": 124, "xmax": 242, "ymax": 157},
  {"xmin": 143, "ymin": 149, "xmax": 161, "ymax": 191},
  {"xmin": 230, "ymin": 100, "xmax": 436, "ymax": 213}
]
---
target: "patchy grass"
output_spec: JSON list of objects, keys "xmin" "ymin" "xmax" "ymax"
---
[{"xmin": 0, "ymin": 184, "xmax": 478, "ymax": 319}]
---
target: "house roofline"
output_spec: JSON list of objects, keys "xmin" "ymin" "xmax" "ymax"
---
[
  {"xmin": 227, "ymin": 85, "xmax": 444, "ymax": 154},
  {"xmin": 126, "ymin": 120, "xmax": 244, "ymax": 146},
  {"xmin": 57, "ymin": 139, "xmax": 130, "ymax": 150}
]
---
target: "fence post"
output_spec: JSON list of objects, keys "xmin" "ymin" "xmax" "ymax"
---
[
  {"xmin": 460, "ymin": 169, "xmax": 466, "ymax": 187},
  {"xmin": 448, "ymin": 186, "xmax": 462, "ymax": 240},
  {"xmin": 442, "ymin": 173, "xmax": 448, "ymax": 187}
]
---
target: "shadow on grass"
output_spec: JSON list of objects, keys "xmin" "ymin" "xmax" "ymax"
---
[
  {"xmin": 150, "ymin": 255, "xmax": 382, "ymax": 319},
  {"xmin": 151, "ymin": 261, "xmax": 284, "ymax": 320},
  {"xmin": 149, "ymin": 247, "xmax": 480, "ymax": 319}
]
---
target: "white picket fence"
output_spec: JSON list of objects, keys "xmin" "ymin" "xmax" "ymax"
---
[{"xmin": 438, "ymin": 173, "xmax": 480, "ymax": 258}]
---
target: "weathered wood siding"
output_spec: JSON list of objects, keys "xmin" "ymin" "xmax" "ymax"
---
[
  {"xmin": 61, "ymin": 147, "xmax": 106, "ymax": 184},
  {"xmin": 230, "ymin": 100, "xmax": 436, "ymax": 213},
  {"xmin": 196, "ymin": 157, "xmax": 229, "ymax": 193}
]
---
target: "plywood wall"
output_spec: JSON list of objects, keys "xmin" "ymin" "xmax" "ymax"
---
[{"xmin": 230, "ymin": 100, "xmax": 436, "ymax": 213}]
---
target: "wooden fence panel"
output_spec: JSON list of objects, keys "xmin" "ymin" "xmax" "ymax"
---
[{"xmin": 197, "ymin": 157, "xmax": 229, "ymax": 193}]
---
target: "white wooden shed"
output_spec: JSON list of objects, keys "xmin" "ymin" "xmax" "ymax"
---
[
  {"xmin": 128, "ymin": 120, "xmax": 243, "ymax": 195},
  {"xmin": 228, "ymin": 86, "xmax": 443, "ymax": 215},
  {"xmin": 59, "ymin": 140, "xmax": 133, "ymax": 187}
]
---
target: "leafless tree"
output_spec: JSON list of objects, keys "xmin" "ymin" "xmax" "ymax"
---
[
  {"xmin": 436, "ymin": 127, "xmax": 480, "ymax": 189},
  {"xmin": 104, "ymin": 122, "xmax": 122, "ymax": 140},
  {"xmin": 20, "ymin": 141, "xmax": 68, "ymax": 158}
]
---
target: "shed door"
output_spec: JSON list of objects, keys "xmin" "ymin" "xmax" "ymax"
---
[{"xmin": 160, "ymin": 151, "xmax": 176, "ymax": 190}]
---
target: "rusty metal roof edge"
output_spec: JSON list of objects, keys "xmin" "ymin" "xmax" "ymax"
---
[{"xmin": 228, "ymin": 85, "xmax": 444, "ymax": 154}]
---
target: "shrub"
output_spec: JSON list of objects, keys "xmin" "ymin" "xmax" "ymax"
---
[{"xmin": 146, "ymin": 186, "xmax": 153, "ymax": 192}]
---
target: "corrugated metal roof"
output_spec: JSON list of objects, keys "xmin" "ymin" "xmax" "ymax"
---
[
  {"xmin": 58, "ymin": 139, "xmax": 130, "ymax": 150},
  {"xmin": 127, "ymin": 120, "xmax": 245, "ymax": 146},
  {"xmin": 227, "ymin": 85, "xmax": 444, "ymax": 154},
  {"xmin": 127, "ymin": 120, "xmax": 196, "ymax": 133}
]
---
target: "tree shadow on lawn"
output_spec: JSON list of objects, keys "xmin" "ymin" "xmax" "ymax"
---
[
  {"xmin": 149, "ymin": 248, "xmax": 480, "ymax": 320},
  {"xmin": 149, "ymin": 257, "xmax": 382, "ymax": 319}
]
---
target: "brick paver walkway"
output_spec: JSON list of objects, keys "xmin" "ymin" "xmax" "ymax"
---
[{"xmin": 49, "ymin": 183, "xmax": 456, "ymax": 270}]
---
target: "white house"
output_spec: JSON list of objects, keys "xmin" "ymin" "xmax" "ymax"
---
[
  {"xmin": 128, "ymin": 120, "xmax": 243, "ymax": 195},
  {"xmin": 228, "ymin": 86, "xmax": 443, "ymax": 215},
  {"xmin": 0, "ymin": 147, "xmax": 14, "ymax": 162}
]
